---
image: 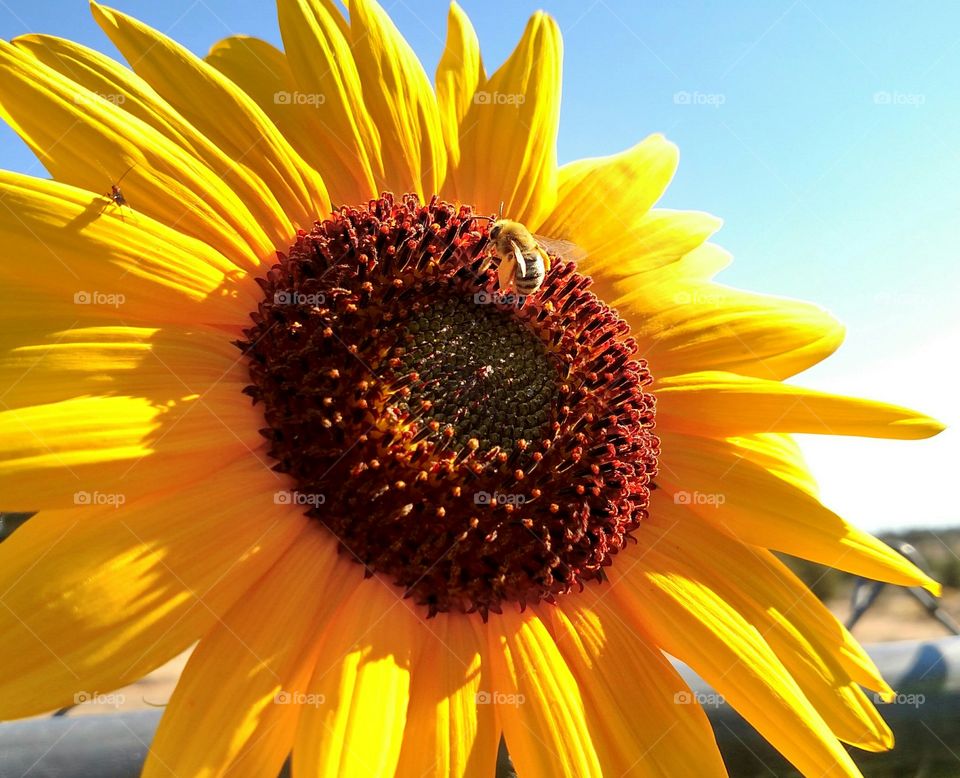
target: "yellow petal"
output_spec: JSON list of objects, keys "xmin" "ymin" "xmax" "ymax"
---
[
  {"xmin": 586, "ymin": 208, "xmax": 723, "ymax": 298},
  {"xmin": 0, "ymin": 343, "xmax": 265, "ymax": 508},
  {"xmin": 293, "ymin": 580, "xmax": 418, "ymax": 777},
  {"xmin": 754, "ymin": 551, "xmax": 896, "ymax": 696},
  {"xmin": 0, "ymin": 39, "xmax": 268, "ymax": 266},
  {"xmin": 0, "ymin": 456, "xmax": 306, "ymax": 719},
  {"xmin": 206, "ymin": 36, "xmax": 291, "ymax": 111},
  {"xmin": 277, "ymin": 0, "xmax": 383, "ymax": 203},
  {"xmin": 657, "ymin": 432, "xmax": 940, "ymax": 593},
  {"xmin": 206, "ymin": 35, "xmax": 347, "ymax": 201},
  {"xmin": 435, "ymin": 1, "xmax": 484, "ymax": 194},
  {"xmin": 547, "ymin": 135, "xmax": 678, "ymax": 228},
  {"xmin": 587, "ymin": 238, "xmax": 731, "ymax": 317},
  {"xmin": 0, "ymin": 396, "xmax": 147, "ymax": 506},
  {"xmin": 656, "ymin": 370, "xmax": 945, "ymax": 439},
  {"xmin": 486, "ymin": 608, "xmax": 602, "ymax": 778},
  {"xmin": 90, "ymin": 3, "xmax": 329, "ymax": 233},
  {"xmin": 394, "ymin": 614, "xmax": 498, "ymax": 778},
  {"xmin": 0, "ymin": 395, "xmax": 245, "ymax": 509},
  {"xmin": 14, "ymin": 32, "xmax": 328, "ymax": 247},
  {"xmin": 143, "ymin": 529, "xmax": 359, "ymax": 778},
  {"xmin": 546, "ymin": 600, "xmax": 728, "ymax": 776},
  {"xmin": 541, "ymin": 134, "xmax": 699, "ymax": 278},
  {"xmin": 636, "ymin": 499, "xmax": 894, "ymax": 750},
  {"xmin": 454, "ymin": 12, "xmax": 562, "ymax": 228},
  {"xmin": 0, "ymin": 171, "xmax": 253, "ymax": 326},
  {"xmin": 0, "ymin": 324, "xmax": 245, "ymax": 409},
  {"xmin": 608, "ymin": 557, "xmax": 865, "ymax": 777},
  {"xmin": 347, "ymin": 0, "xmax": 446, "ymax": 199},
  {"xmin": 13, "ymin": 34, "xmax": 200, "ymax": 153},
  {"xmin": 633, "ymin": 282, "xmax": 846, "ymax": 380},
  {"xmin": 728, "ymin": 431, "xmax": 821, "ymax": 496}
]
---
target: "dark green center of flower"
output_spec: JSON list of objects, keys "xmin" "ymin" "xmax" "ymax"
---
[
  {"xmin": 239, "ymin": 194, "xmax": 659, "ymax": 617},
  {"xmin": 393, "ymin": 298, "xmax": 557, "ymax": 452}
]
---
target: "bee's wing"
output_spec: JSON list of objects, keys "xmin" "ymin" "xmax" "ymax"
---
[{"xmin": 534, "ymin": 234, "xmax": 588, "ymax": 263}]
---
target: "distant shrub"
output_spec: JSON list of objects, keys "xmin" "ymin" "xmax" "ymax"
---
[
  {"xmin": 777, "ymin": 555, "xmax": 848, "ymax": 601},
  {"xmin": 933, "ymin": 555, "xmax": 960, "ymax": 589}
]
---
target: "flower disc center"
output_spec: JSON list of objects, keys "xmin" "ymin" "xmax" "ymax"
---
[
  {"xmin": 239, "ymin": 194, "xmax": 659, "ymax": 617},
  {"xmin": 394, "ymin": 297, "xmax": 557, "ymax": 452}
]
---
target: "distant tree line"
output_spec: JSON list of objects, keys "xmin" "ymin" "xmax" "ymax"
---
[{"xmin": 780, "ymin": 527, "xmax": 960, "ymax": 601}]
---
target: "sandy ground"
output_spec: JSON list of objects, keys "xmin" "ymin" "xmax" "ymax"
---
[
  {"xmin": 830, "ymin": 586, "xmax": 960, "ymax": 643},
  {"xmin": 59, "ymin": 650, "xmax": 191, "ymax": 718},
  {"xmin": 51, "ymin": 586, "xmax": 960, "ymax": 718}
]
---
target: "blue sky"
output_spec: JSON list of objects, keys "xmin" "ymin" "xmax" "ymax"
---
[{"xmin": 0, "ymin": 1, "xmax": 956, "ymax": 533}]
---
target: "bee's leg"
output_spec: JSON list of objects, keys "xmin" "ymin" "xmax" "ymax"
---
[
  {"xmin": 477, "ymin": 249, "xmax": 494, "ymax": 275},
  {"xmin": 498, "ymin": 255, "xmax": 516, "ymax": 291}
]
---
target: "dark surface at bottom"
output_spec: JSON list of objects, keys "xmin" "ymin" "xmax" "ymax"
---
[{"xmin": 0, "ymin": 638, "xmax": 957, "ymax": 777}]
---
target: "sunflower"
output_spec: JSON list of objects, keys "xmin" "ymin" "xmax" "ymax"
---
[{"xmin": 0, "ymin": 2, "xmax": 944, "ymax": 776}]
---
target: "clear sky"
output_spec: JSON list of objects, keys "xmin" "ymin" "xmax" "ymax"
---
[{"xmin": 0, "ymin": 1, "xmax": 956, "ymax": 533}]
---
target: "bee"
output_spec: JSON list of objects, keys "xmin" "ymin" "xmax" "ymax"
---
[
  {"xmin": 473, "ymin": 206, "xmax": 586, "ymax": 297},
  {"xmin": 473, "ymin": 204, "xmax": 551, "ymax": 295},
  {"xmin": 487, "ymin": 218, "xmax": 552, "ymax": 296}
]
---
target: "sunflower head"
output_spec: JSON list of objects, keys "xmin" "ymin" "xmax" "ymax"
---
[{"xmin": 0, "ymin": 2, "xmax": 946, "ymax": 778}]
